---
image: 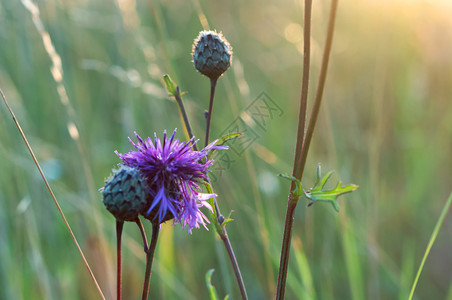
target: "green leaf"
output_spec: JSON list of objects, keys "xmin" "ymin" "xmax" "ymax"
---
[
  {"xmin": 278, "ymin": 164, "xmax": 358, "ymax": 212},
  {"xmin": 163, "ymin": 74, "xmax": 177, "ymax": 97},
  {"xmin": 278, "ymin": 173, "xmax": 304, "ymax": 198},
  {"xmin": 221, "ymin": 217, "xmax": 234, "ymax": 226},
  {"xmin": 304, "ymin": 164, "xmax": 358, "ymax": 212},
  {"xmin": 314, "ymin": 162, "xmax": 322, "ymax": 187},
  {"xmin": 218, "ymin": 210, "xmax": 234, "ymax": 226},
  {"xmin": 205, "ymin": 269, "xmax": 219, "ymax": 300},
  {"xmin": 207, "ymin": 132, "xmax": 241, "ymax": 161},
  {"xmin": 216, "ymin": 132, "xmax": 241, "ymax": 146}
]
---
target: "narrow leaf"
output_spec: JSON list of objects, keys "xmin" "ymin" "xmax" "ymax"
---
[
  {"xmin": 305, "ymin": 166, "xmax": 358, "ymax": 212},
  {"xmin": 221, "ymin": 218, "xmax": 234, "ymax": 226},
  {"xmin": 163, "ymin": 74, "xmax": 177, "ymax": 97},
  {"xmin": 278, "ymin": 173, "xmax": 303, "ymax": 198},
  {"xmin": 207, "ymin": 132, "xmax": 241, "ymax": 160},
  {"xmin": 278, "ymin": 164, "xmax": 358, "ymax": 212},
  {"xmin": 314, "ymin": 163, "xmax": 321, "ymax": 187},
  {"xmin": 205, "ymin": 269, "xmax": 219, "ymax": 300}
]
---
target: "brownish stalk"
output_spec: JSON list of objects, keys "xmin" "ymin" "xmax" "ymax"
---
[
  {"xmin": 142, "ymin": 223, "xmax": 160, "ymax": 300},
  {"xmin": 221, "ymin": 230, "xmax": 248, "ymax": 299},
  {"xmin": 136, "ymin": 218, "xmax": 149, "ymax": 253},
  {"xmin": 292, "ymin": 0, "xmax": 312, "ymax": 174},
  {"xmin": 204, "ymin": 78, "xmax": 218, "ymax": 147},
  {"xmin": 297, "ymin": 0, "xmax": 339, "ymax": 178},
  {"xmin": 0, "ymin": 87, "xmax": 106, "ymax": 299},
  {"xmin": 275, "ymin": 0, "xmax": 312, "ymax": 297},
  {"xmin": 116, "ymin": 220, "xmax": 124, "ymax": 300},
  {"xmin": 276, "ymin": 0, "xmax": 338, "ymax": 299}
]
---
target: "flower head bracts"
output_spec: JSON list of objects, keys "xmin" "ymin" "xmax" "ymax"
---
[{"xmin": 115, "ymin": 129, "xmax": 226, "ymax": 233}]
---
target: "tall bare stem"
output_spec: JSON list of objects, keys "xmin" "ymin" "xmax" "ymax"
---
[
  {"xmin": 116, "ymin": 220, "xmax": 124, "ymax": 300},
  {"xmin": 275, "ymin": 1, "xmax": 312, "ymax": 297},
  {"xmin": 297, "ymin": 0, "xmax": 339, "ymax": 177},
  {"xmin": 276, "ymin": 0, "xmax": 338, "ymax": 299}
]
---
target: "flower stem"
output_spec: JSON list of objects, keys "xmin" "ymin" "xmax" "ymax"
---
[
  {"xmin": 204, "ymin": 76, "xmax": 248, "ymax": 299},
  {"xmin": 142, "ymin": 223, "xmax": 160, "ymax": 300},
  {"xmin": 297, "ymin": 0, "xmax": 338, "ymax": 178},
  {"xmin": 174, "ymin": 86, "xmax": 196, "ymax": 147},
  {"xmin": 204, "ymin": 181, "xmax": 248, "ymax": 300},
  {"xmin": 276, "ymin": 0, "xmax": 338, "ymax": 299},
  {"xmin": 116, "ymin": 220, "xmax": 124, "ymax": 300},
  {"xmin": 172, "ymin": 81, "xmax": 247, "ymax": 299},
  {"xmin": 292, "ymin": 0, "xmax": 313, "ymax": 179},
  {"xmin": 221, "ymin": 230, "xmax": 248, "ymax": 300},
  {"xmin": 275, "ymin": 0, "xmax": 312, "ymax": 297},
  {"xmin": 276, "ymin": 195, "xmax": 300, "ymax": 300},
  {"xmin": 136, "ymin": 218, "xmax": 149, "ymax": 253},
  {"xmin": 204, "ymin": 78, "xmax": 218, "ymax": 147}
]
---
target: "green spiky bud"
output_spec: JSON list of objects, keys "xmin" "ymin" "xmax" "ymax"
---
[
  {"xmin": 102, "ymin": 166, "xmax": 148, "ymax": 221},
  {"xmin": 192, "ymin": 30, "xmax": 232, "ymax": 80}
]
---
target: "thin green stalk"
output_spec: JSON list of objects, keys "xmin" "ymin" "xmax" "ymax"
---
[
  {"xmin": 172, "ymin": 88, "xmax": 247, "ymax": 299},
  {"xmin": 116, "ymin": 220, "xmax": 124, "ymax": 300},
  {"xmin": 142, "ymin": 223, "xmax": 160, "ymax": 300},
  {"xmin": 408, "ymin": 191, "xmax": 452, "ymax": 300},
  {"xmin": 276, "ymin": 0, "xmax": 338, "ymax": 299},
  {"xmin": 0, "ymin": 87, "xmax": 106, "ymax": 299},
  {"xmin": 204, "ymin": 78, "xmax": 218, "ymax": 147},
  {"xmin": 174, "ymin": 86, "xmax": 196, "ymax": 148}
]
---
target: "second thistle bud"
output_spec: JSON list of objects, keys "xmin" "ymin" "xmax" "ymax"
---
[
  {"xmin": 102, "ymin": 166, "xmax": 148, "ymax": 222},
  {"xmin": 192, "ymin": 30, "xmax": 232, "ymax": 80}
]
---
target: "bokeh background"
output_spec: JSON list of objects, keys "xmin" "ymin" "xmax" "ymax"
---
[{"xmin": 0, "ymin": 0, "xmax": 451, "ymax": 299}]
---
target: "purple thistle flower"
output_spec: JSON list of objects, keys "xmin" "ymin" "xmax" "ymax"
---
[{"xmin": 115, "ymin": 129, "xmax": 225, "ymax": 233}]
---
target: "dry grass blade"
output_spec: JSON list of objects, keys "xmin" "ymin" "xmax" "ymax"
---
[{"xmin": 0, "ymin": 87, "xmax": 106, "ymax": 300}]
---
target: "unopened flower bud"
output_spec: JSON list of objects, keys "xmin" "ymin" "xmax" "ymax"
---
[
  {"xmin": 102, "ymin": 166, "xmax": 148, "ymax": 221},
  {"xmin": 192, "ymin": 30, "xmax": 232, "ymax": 80}
]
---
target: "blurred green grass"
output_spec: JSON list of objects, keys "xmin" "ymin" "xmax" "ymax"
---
[{"xmin": 1, "ymin": 0, "xmax": 451, "ymax": 299}]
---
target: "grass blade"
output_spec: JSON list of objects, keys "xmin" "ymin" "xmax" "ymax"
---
[
  {"xmin": 0, "ymin": 88, "xmax": 106, "ymax": 299},
  {"xmin": 408, "ymin": 191, "xmax": 452, "ymax": 300}
]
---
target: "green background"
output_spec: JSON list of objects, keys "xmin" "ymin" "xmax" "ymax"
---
[{"xmin": 0, "ymin": 0, "xmax": 451, "ymax": 299}]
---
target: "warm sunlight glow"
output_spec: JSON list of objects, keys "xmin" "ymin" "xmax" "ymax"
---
[{"xmin": 284, "ymin": 23, "xmax": 303, "ymax": 44}]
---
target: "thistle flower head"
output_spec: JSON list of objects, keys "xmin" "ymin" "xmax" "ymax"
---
[
  {"xmin": 192, "ymin": 30, "xmax": 232, "ymax": 80},
  {"xmin": 102, "ymin": 166, "xmax": 148, "ymax": 222},
  {"xmin": 115, "ymin": 129, "xmax": 225, "ymax": 233}
]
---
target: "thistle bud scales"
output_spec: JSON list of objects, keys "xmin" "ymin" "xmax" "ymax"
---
[
  {"xmin": 102, "ymin": 166, "xmax": 148, "ymax": 221},
  {"xmin": 192, "ymin": 30, "xmax": 232, "ymax": 80}
]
